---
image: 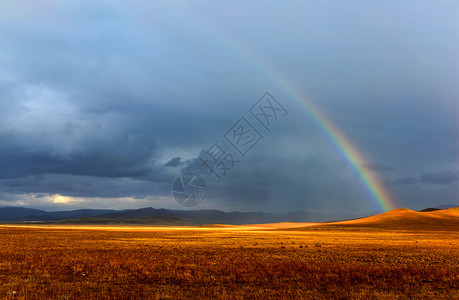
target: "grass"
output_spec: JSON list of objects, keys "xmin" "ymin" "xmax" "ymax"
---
[{"xmin": 0, "ymin": 225, "xmax": 458, "ymax": 299}]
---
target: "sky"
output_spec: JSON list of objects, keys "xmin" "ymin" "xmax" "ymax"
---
[{"xmin": 0, "ymin": 0, "xmax": 457, "ymax": 214}]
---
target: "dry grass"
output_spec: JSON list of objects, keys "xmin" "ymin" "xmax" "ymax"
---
[{"xmin": 0, "ymin": 225, "xmax": 458, "ymax": 299}]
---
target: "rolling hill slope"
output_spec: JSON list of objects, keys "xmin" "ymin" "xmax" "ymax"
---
[{"xmin": 328, "ymin": 207, "xmax": 459, "ymax": 230}]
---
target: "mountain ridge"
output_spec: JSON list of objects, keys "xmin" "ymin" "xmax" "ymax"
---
[
  {"xmin": 0, "ymin": 206, "xmax": 355, "ymax": 224},
  {"xmin": 1, "ymin": 205, "xmax": 458, "ymax": 227}
]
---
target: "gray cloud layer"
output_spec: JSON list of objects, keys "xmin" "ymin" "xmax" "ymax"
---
[
  {"xmin": 393, "ymin": 171, "xmax": 458, "ymax": 186},
  {"xmin": 0, "ymin": 0, "xmax": 457, "ymax": 212}
]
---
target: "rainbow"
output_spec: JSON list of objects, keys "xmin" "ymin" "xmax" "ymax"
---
[
  {"xmin": 179, "ymin": 13, "xmax": 396, "ymax": 211},
  {"xmin": 245, "ymin": 57, "xmax": 395, "ymax": 211},
  {"xmin": 279, "ymin": 85, "xmax": 396, "ymax": 212}
]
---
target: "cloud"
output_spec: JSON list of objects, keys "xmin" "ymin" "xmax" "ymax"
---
[
  {"xmin": 165, "ymin": 157, "xmax": 184, "ymax": 167},
  {"xmin": 0, "ymin": 192, "xmax": 174, "ymax": 211},
  {"xmin": 52, "ymin": 194, "xmax": 81, "ymax": 204},
  {"xmin": 392, "ymin": 177, "xmax": 419, "ymax": 185},
  {"xmin": 392, "ymin": 171, "xmax": 458, "ymax": 186},
  {"xmin": 420, "ymin": 171, "xmax": 458, "ymax": 185},
  {"xmin": 0, "ymin": 0, "xmax": 457, "ymax": 213},
  {"xmin": 363, "ymin": 163, "xmax": 395, "ymax": 171}
]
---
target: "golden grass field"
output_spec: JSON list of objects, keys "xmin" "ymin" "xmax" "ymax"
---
[{"xmin": 0, "ymin": 208, "xmax": 458, "ymax": 299}]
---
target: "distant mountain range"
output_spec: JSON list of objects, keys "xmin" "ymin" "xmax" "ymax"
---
[
  {"xmin": 0, "ymin": 204, "xmax": 457, "ymax": 225},
  {"xmin": 0, "ymin": 206, "xmax": 361, "ymax": 224},
  {"xmin": 0, "ymin": 207, "xmax": 119, "ymax": 222}
]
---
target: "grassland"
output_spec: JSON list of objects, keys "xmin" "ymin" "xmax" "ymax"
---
[{"xmin": 0, "ymin": 224, "xmax": 458, "ymax": 299}]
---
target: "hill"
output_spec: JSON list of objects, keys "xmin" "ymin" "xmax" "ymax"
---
[
  {"xmin": 326, "ymin": 207, "xmax": 459, "ymax": 230},
  {"xmin": 0, "ymin": 207, "xmax": 57, "ymax": 222},
  {"xmin": 0, "ymin": 207, "xmax": 122, "ymax": 222},
  {"xmin": 0, "ymin": 206, "xmax": 355, "ymax": 224}
]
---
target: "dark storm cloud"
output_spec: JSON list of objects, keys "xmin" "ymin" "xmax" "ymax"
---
[
  {"xmin": 392, "ymin": 177, "xmax": 419, "ymax": 186},
  {"xmin": 0, "ymin": 174, "xmax": 166, "ymax": 199},
  {"xmin": 0, "ymin": 103, "xmax": 218, "ymax": 178},
  {"xmin": 0, "ymin": 0, "xmax": 457, "ymax": 212},
  {"xmin": 420, "ymin": 171, "xmax": 458, "ymax": 185},
  {"xmin": 177, "ymin": 132, "xmax": 376, "ymax": 213},
  {"xmin": 363, "ymin": 163, "xmax": 395, "ymax": 172},
  {"xmin": 392, "ymin": 171, "xmax": 458, "ymax": 186},
  {"xmin": 165, "ymin": 157, "xmax": 184, "ymax": 167}
]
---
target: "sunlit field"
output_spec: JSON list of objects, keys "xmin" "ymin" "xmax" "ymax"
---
[{"xmin": 0, "ymin": 225, "xmax": 458, "ymax": 299}]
